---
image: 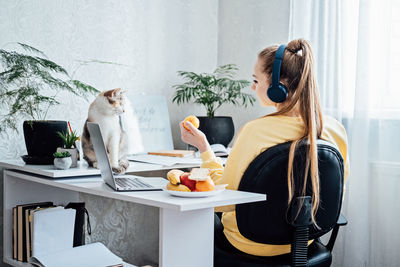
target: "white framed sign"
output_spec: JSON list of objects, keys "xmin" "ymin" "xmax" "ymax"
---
[{"xmin": 128, "ymin": 94, "xmax": 174, "ymax": 153}]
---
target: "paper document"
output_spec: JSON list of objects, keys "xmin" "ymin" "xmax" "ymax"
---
[
  {"xmin": 210, "ymin": 144, "xmax": 231, "ymax": 157},
  {"xmin": 32, "ymin": 207, "xmax": 75, "ymax": 257},
  {"xmin": 127, "ymin": 154, "xmax": 202, "ymax": 166},
  {"xmin": 29, "ymin": 242, "xmax": 123, "ymax": 267},
  {"xmin": 128, "ymin": 154, "xmax": 227, "ymax": 166}
]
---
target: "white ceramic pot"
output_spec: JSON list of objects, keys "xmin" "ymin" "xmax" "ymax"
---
[
  {"xmin": 57, "ymin": 147, "xmax": 78, "ymax": 167},
  {"xmin": 54, "ymin": 157, "xmax": 72, "ymax": 170}
]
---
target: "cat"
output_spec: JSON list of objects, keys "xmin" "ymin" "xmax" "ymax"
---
[{"xmin": 82, "ymin": 88, "xmax": 133, "ymax": 174}]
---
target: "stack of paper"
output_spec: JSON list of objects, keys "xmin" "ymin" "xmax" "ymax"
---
[
  {"xmin": 27, "ymin": 207, "xmax": 124, "ymax": 267},
  {"xmin": 32, "ymin": 207, "xmax": 76, "ymax": 257},
  {"xmin": 128, "ymin": 154, "xmax": 202, "ymax": 166},
  {"xmin": 128, "ymin": 144, "xmax": 230, "ymax": 166},
  {"xmin": 29, "ymin": 242, "xmax": 124, "ymax": 267},
  {"xmin": 13, "ymin": 201, "xmax": 54, "ymax": 262}
]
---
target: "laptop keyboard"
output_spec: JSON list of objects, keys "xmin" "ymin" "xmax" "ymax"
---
[{"xmin": 115, "ymin": 177, "xmax": 153, "ymax": 189}]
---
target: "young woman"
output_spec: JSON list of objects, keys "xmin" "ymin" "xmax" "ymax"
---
[{"xmin": 179, "ymin": 38, "xmax": 350, "ymax": 257}]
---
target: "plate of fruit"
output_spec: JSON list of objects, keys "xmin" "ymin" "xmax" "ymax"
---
[{"xmin": 165, "ymin": 168, "xmax": 227, "ymax": 198}]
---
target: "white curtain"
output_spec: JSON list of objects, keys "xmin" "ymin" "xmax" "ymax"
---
[{"xmin": 289, "ymin": 0, "xmax": 400, "ymax": 266}]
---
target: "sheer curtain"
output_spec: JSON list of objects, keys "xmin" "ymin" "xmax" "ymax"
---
[{"xmin": 289, "ymin": 0, "xmax": 400, "ymax": 266}]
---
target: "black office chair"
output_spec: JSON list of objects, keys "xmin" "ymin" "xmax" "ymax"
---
[{"xmin": 214, "ymin": 140, "xmax": 347, "ymax": 267}]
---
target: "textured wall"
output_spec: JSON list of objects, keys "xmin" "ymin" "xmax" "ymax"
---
[
  {"xmin": 0, "ymin": 1, "xmax": 218, "ymax": 266},
  {"xmin": 81, "ymin": 193, "xmax": 160, "ymax": 266},
  {"xmin": 0, "ymin": 0, "xmax": 290, "ymax": 266},
  {"xmin": 217, "ymin": 0, "xmax": 291, "ymax": 140},
  {"xmin": 0, "ymin": 0, "xmax": 219, "ymax": 153}
]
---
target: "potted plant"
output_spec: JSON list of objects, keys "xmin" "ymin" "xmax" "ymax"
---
[
  {"xmin": 57, "ymin": 122, "xmax": 80, "ymax": 167},
  {"xmin": 53, "ymin": 151, "xmax": 72, "ymax": 170},
  {"xmin": 0, "ymin": 43, "xmax": 100, "ymax": 164},
  {"xmin": 172, "ymin": 64, "xmax": 255, "ymax": 146}
]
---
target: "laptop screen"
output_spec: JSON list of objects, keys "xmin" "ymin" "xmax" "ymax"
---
[{"xmin": 87, "ymin": 122, "xmax": 117, "ymax": 189}]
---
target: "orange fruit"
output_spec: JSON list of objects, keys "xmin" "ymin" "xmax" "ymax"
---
[
  {"xmin": 195, "ymin": 178, "xmax": 215, "ymax": 192},
  {"xmin": 183, "ymin": 115, "xmax": 200, "ymax": 131}
]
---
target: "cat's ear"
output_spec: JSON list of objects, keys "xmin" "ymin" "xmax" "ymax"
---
[
  {"xmin": 115, "ymin": 89, "xmax": 127, "ymax": 98},
  {"xmin": 104, "ymin": 88, "xmax": 121, "ymax": 98},
  {"xmin": 113, "ymin": 88, "xmax": 122, "ymax": 97}
]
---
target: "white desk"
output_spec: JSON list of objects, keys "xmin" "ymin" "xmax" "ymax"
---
[
  {"xmin": 0, "ymin": 159, "xmax": 200, "ymax": 178},
  {"xmin": 1, "ymin": 165, "xmax": 266, "ymax": 267}
]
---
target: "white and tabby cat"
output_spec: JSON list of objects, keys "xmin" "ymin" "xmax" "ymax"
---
[{"xmin": 82, "ymin": 88, "xmax": 133, "ymax": 174}]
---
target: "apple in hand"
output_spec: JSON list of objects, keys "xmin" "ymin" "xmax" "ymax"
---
[{"xmin": 180, "ymin": 172, "xmax": 196, "ymax": 191}]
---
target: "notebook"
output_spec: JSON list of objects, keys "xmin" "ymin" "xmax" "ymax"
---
[
  {"xmin": 29, "ymin": 242, "xmax": 123, "ymax": 267},
  {"xmin": 16, "ymin": 201, "xmax": 53, "ymax": 261},
  {"xmin": 32, "ymin": 207, "xmax": 76, "ymax": 258}
]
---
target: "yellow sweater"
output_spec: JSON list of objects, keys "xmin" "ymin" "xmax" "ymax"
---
[{"xmin": 200, "ymin": 115, "xmax": 349, "ymax": 257}]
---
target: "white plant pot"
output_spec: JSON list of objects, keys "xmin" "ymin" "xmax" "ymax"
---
[
  {"xmin": 57, "ymin": 147, "xmax": 78, "ymax": 167},
  {"xmin": 54, "ymin": 157, "xmax": 72, "ymax": 170}
]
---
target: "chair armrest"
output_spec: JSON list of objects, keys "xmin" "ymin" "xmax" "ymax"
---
[{"xmin": 326, "ymin": 213, "xmax": 347, "ymax": 251}]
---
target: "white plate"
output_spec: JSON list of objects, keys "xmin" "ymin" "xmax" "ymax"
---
[{"xmin": 165, "ymin": 184, "xmax": 227, "ymax": 198}]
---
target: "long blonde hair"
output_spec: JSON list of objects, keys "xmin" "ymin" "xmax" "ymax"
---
[{"xmin": 258, "ymin": 39, "xmax": 323, "ymax": 225}]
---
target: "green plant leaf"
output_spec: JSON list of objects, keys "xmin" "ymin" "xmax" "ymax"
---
[
  {"xmin": 69, "ymin": 80, "xmax": 100, "ymax": 97},
  {"xmin": 35, "ymin": 57, "xmax": 68, "ymax": 75},
  {"xmin": 0, "ymin": 43, "xmax": 105, "ymax": 132},
  {"xmin": 57, "ymin": 130, "xmax": 79, "ymax": 148},
  {"xmin": 53, "ymin": 151, "xmax": 71, "ymax": 158},
  {"xmin": 76, "ymin": 59, "xmax": 127, "ymax": 66},
  {"xmin": 172, "ymin": 64, "xmax": 255, "ymax": 116},
  {"xmin": 17, "ymin": 43, "xmax": 47, "ymax": 58}
]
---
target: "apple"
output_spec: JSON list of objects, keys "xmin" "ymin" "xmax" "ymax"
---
[{"xmin": 180, "ymin": 172, "xmax": 196, "ymax": 191}]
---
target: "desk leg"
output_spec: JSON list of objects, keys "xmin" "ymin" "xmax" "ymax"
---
[{"xmin": 159, "ymin": 208, "xmax": 214, "ymax": 267}]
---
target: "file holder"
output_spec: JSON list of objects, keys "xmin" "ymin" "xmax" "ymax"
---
[{"xmin": 65, "ymin": 202, "xmax": 91, "ymax": 247}]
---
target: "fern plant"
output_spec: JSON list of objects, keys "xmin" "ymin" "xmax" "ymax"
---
[
  {"xmin": 0, "ymin": 43, "xmax": 100, "ymax": 132},
  {"xmin": 172, "ymin": 64, "xmax": 255, "ymax": 117}
]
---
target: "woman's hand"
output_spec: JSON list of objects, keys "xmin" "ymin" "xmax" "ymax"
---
[{"xmin": 179, "ymin": 121, "xmax": 211, "ymax": 153}]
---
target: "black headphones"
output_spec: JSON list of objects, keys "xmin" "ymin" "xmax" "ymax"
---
[{"xmin": 267, "ymin": 44, "xmax": 288, "ymax": 103}]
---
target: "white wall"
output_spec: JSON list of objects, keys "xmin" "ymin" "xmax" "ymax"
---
[
  {"xmin": 216, "ymin": 0, "xmax": 290, "ymax": 142},
  {"xmin": 0, "ymin": 0, "xmax": 290, "ymax": 153},
  {"xmin": 0, "ymin": 0, "xmax": 291, "ymax": 265},
  {"xmin": 0, "ymin": 0, "xmax": 219, "ymax": 156},
  {"xmin": 0, "ymin": 1, "xmax": 219, "ymax": 265}
]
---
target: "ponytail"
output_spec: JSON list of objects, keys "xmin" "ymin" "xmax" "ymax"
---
[{"xmin": 258, "ymin": 39, "xmax": 323, "ymax": 226}]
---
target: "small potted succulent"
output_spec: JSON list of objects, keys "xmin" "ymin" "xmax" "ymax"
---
[
  {"xmin": 53, "ymin": 151, "xmax": 72, "ymax": 170},
  {"xmin": 57, "ymin": 122, "xmax": 80, "ymax": 167}
]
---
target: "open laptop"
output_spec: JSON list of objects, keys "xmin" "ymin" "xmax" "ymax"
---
[{"xmin": 87, "ymin": 122, "xmax": 167, "ymax": 192}]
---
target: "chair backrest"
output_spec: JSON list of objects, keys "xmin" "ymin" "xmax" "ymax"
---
[{"xmin": 236, "ymin": 139, "xmax": 344, "ymax": 244}]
